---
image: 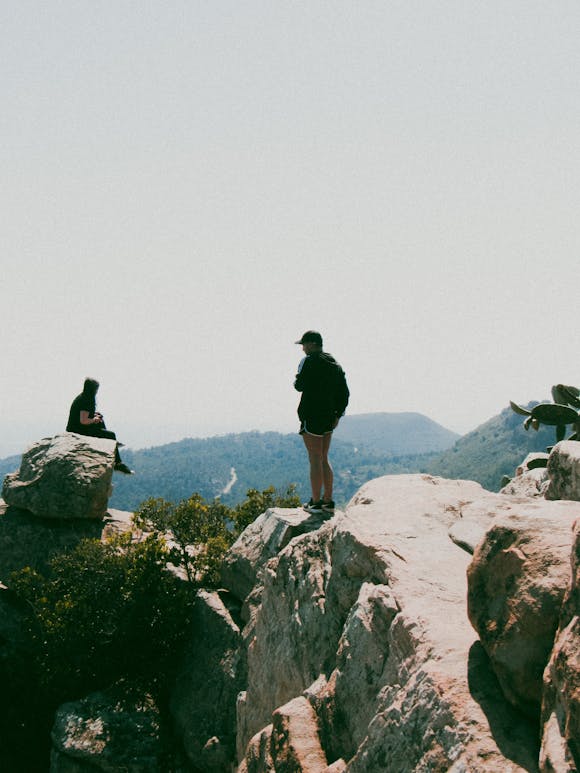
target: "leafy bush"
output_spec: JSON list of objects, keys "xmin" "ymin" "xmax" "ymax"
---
[
  {"xmin": 133, "ymin": 485, "xmax": 302, "ymax": 582},
  {"xmin": 11, "ymin": 483, "xmax": 302, "ymax": 707},
  {"xmin": 5, "ymin": 484, "xmax": 302, "ymax": 769},
  {"xmin": 10, "ymin": 532, "xmax": 193, "ymax": 702},
  {"xmin": 232, "ymin": 484, "xmax": 301, "ymax": 533},
  {"xmin": 133, "ymin": 494, "xmax": 235, "ymax": 585}
]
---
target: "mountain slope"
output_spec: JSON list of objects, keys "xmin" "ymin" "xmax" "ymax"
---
[
  {"xmin": 1, "ymin": 406, "xmax": 558, "ymax": 506},
  {"xmin": 111, "ymin": 430, "xmax": 437, "ymax": 511},
  {"xmin": 426, "ymin": 403, "xmax": 555, "ymax": 491},
  {"xmin": 336, "ymin": 412, "xmax": 459, "ymax": 455}
]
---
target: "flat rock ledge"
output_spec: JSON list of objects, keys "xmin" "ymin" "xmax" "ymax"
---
[
  {"xmin": 2, "ymin": 433, "xmax": 115, "ymax": 519},
  {"xmin": 228, "ymin": 474, "xmax": 546, "ymax": 772}
]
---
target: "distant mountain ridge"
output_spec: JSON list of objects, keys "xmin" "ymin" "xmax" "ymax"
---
[
  {"xmin": 0, "ymin": 412, "xmax": 453, "ymax": 511},
  {"xmin": 336, "ymin": 412, "xmax": 459, "ymax": 455},
  {"xmin": 2, "ymin": 407, "xmax": 555, "ymax": 509}
]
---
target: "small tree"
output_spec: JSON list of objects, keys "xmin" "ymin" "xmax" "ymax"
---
[
  {"xmin": 10, "ymin": 532, "xmax": 192, "ymax": 702},
  {"xmin": 133, "ymin": 494, "xmax": 234, "ymax": 585},
  {"xmin": 233, "ymin": 484, "xmax": 301, "ymax": 534}
]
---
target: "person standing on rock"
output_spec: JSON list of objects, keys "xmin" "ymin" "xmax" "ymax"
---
[
  {"xmin": 66, "ymin": 378, "xmax": 133, "ymax": 474},
  {"xmin": 294, "ymin": 331, "xmax": 349, "ymax": 513}
]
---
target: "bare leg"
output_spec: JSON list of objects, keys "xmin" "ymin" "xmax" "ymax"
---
[
  {"xmin": 302, "ymin": 433, "xmax": 324, "ymax": 501},
  {"xmin": 321, "ymin": 432, "xmax": 334, "ymax": 501}
]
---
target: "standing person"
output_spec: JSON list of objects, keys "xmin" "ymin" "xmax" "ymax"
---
[
  {"xmin": 66, "ymin": 378, "xmax": 133, "ymax": 474},
  {"xmin": 294, "ymin": 331, "xmax": 349, "ymax": 513}
]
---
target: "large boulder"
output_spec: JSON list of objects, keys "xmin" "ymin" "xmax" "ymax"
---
[
  {"xmin": 0, "ymin": 501, "xmax": 133, "ymax": 582},
  {"xmin": 545, "ymin": 441, "xmax": 580, "ymax": 502},
  {"xmin": 500, "ymin": 452, "xmax": 550, "ymax": 498},
  {"xmin": 236, "ymin": 475, "xmax": 541, "ymax": 772},
  {"xmin": 221, "ymin": 507, "xmax": 330, "ymax": 611},
  {"xmin": 2, "ymin": 434, "xmax": 115, "ymax": 519},
  {"xmin": 170, "ymin": 589, "xmax": 246, "ymax": 770},
  {"xmin": 50, "ymin": 690, "xmax": 164, "ymax": 772},
  {"xmin": 467, "ymin": 500, "xmax": 578, "ymax": 718},
  {"xmin": 540, "ymin": 518, "xmax": 580, "ymax": 772}
]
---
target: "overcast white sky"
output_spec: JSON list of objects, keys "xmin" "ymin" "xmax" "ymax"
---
[{"xmin": 1, "ymin": 1, "xmax": 579, "ymax": 457}]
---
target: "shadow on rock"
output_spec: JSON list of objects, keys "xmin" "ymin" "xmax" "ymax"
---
[
  {"xmin": 0, "ymin": 505, "xmax": 108, "ymax": 579},
  {"xmin": 468, "ymin": 641, "xmax": 540, "ymax": 773}
]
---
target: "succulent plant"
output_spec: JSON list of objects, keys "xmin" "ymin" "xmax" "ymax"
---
[
  {"xmin": 510, "ymin": 385, "xmax": 580, "ymax": 445},
  {"xmin": 551, "ymin": 384, "xmax": 580, "ymax": 409}
]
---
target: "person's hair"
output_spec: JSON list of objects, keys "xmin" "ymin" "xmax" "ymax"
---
[{"xmin": 82, "ymin": 378, "xmax": 100, "ymax": 398}]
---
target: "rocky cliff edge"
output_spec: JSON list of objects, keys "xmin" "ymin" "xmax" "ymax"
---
[{"xmin": 180, "ymin": 470, "xmax": 578, "ymax": 772}]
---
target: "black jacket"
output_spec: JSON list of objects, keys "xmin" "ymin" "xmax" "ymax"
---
[{"xmin": 294, "ymin": 351, "xmax": 349, "ymax": 421}]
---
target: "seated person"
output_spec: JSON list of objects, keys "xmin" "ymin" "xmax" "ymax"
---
[{"xmin": 67, "ymin": 378, "xmax": 133, "ymax": 474}]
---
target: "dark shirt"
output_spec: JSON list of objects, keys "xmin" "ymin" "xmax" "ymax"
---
[
  {"xmin": 66, "ymin": 393, "xmax": 95, "ymax": 433},
  {"xmin": 294, "ymin": 351, "xmax": 349, "ymax": 422}
]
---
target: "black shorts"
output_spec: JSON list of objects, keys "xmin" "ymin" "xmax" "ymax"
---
[{"xmin": 299, "ymin": 418, "xmax": 335, "ymax": 437}]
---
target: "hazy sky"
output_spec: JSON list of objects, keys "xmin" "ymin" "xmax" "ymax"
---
[{"xmin": 2, "ymin": 1, "xmax": 579, "ymax": 458}]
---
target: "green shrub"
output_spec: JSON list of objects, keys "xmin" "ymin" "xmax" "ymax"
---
[
  {"xmin": 232, "ymin": 484, "xmax": 301, "ymax": 533},
  {"xmin": 10, "ymin": 532, "xmax": 192, "ymax": 703},
  {"xmin": 133, "ymin": 494, "xmax": 235, "ymax": 585},
  {"xmin": 10, "ymin": 486, "xmax": 300, "ymax": 708},
  {"xmin": 133, "ymin": 486, "xmax": 302, "ymax": 582}
]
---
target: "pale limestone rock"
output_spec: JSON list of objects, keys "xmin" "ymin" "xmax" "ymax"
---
[
  {"xmin": 239, "ymin": 723, "xmax": 274, "ymax": 773},
  {"xmin": 325, "ymin": 760, "xmax": 347, "ymax": 772},
  {"xmin": 50, "ymin": 690, "xmax": 162, "ymax": 772},
  {"xmin": 170, "ymin": 589, "xmax": 246, "ymax": 770},
  {"xmin": 498, "ymin": 453, "xmax": 550, "ymax": 498},
  {"xmin": 467, "ymin": 502, "xmax": 579, "ymax": 718},
  {"xmin": 239, "ymin": 697, "xmax": 328, "ymax": 773},
  {"xmin": 519, "ymin": 452, "xmax": 551, "ymax": 472},
  {"xmin": 540, "ymin": 518, "xmax": 580, "ymax": 772},
  {"xmin": 546, "ymin": 442, "xmax": 580, "ymax": 501},
  {"xmin": 501, "ymin": 467, "xmax": 550, "ymax": 498},
  {"xmin": 270, "ymin": 697, "xmax": 328, "ymax": 772},
  {"xmin": 238, "ymin": 474, "xmax": 540, "ymax": 772},
  {"xmin": 448, "ymin": 493, "xmax": 538, "ymax": 554},
  {"xmin": 221, "ymin": 506, "xmax": 330, "ymax": 610},
  {"xmin": 2, "ymin": 434, "xmax": 115, "ymax": 519}
]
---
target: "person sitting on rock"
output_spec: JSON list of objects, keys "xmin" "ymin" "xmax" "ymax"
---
[{"xmin": 66, "ymin": 378, "xmax": 133, "ymax": 474}]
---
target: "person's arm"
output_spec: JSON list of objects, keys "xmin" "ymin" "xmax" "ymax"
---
[
  {"xmin": 79, "ymin": 410, "xmax": 102, "ymax": 426},
  {"xmin": 294, "ymin": 356, "xmax": 310, "ymax": 392},
  {"xmin": 335, "ymin": 373, "xmax": 350, "ymax": 417}
]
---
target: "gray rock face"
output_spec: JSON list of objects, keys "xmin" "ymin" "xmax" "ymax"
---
[
  {"xmin": 2, "ymin": 434, "xmax": 115, "ymax": 519},
  {"xmin": 170, "ymin": 589, "xmax": 246, "ymax": 770},
  {"xmin": 500, "ymin": 452, "xmax": 550, "ymax": 498},
  {"xmin": 540, "ymin": 518, "xmax": 580, "ymax": 772},
  {"xmin": 233, "ymin": 475, "xmax": 540, "ymax": 772},
  {"xmin": 221, "ymin": 507, "xmax": 331, "ymax": 611},
  {"xmin": 240, "ymin": 696, "xmax": 328, "ymax": 773},
  {"xmin": 0, "ymin": 501, "xmax": 133, "ymax": 582},
  {"xmin": 50, "ymin": 690, "xmax": 163, "ymax": 772},
  {"xmin": 546, "ymin": 441, "xmax": 580, "ymax": 502},
  {"xmin": 467, "ymin": 501, "xmax": 578, "ymax": 718}
]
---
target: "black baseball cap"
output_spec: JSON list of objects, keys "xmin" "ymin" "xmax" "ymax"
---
[{"xmin": 295, "ymin": 330, "xmax": 323, "ymax": 346}]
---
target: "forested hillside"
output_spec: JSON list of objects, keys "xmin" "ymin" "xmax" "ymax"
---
[
  {"xmin": 1, "ymin": 406, "xmax": 559, "ymax": 509},
  {"xmin": 111, "ymin": 432, "xmax": 436, "ymax": 511},
  {"xmin": 426, "ymin": 403, "xmax": 554, "ymax": 491}
]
